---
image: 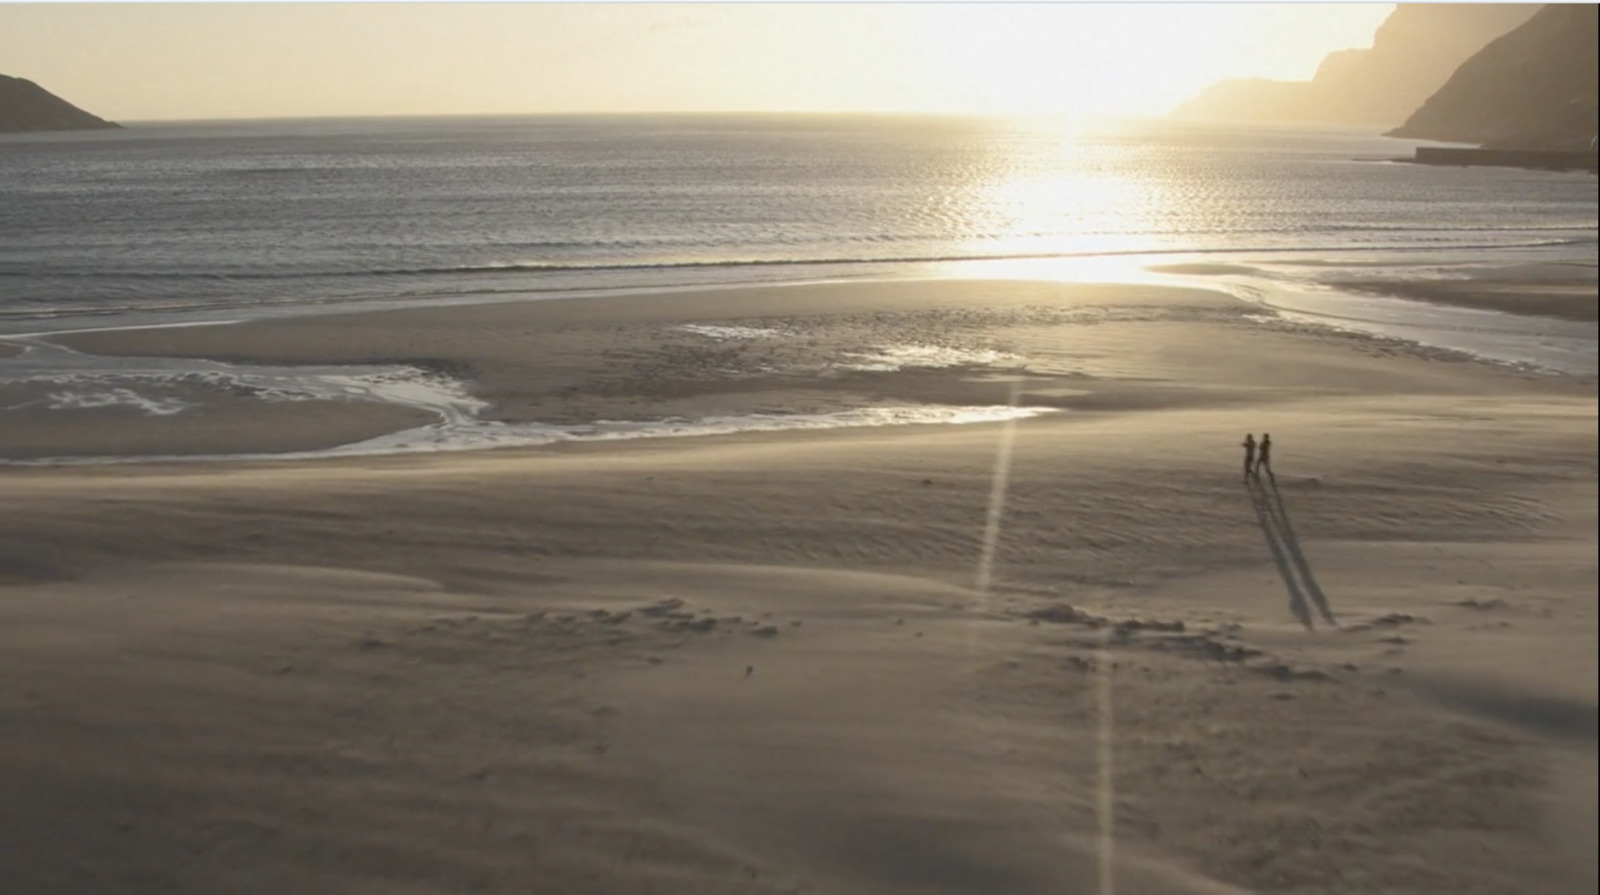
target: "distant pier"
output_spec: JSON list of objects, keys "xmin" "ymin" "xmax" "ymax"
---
[{"xmin": 1409, "ymin": 146, "xmax": 1599, "ymax": 173}]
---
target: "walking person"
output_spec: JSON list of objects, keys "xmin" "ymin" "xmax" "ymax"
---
[
  {"xmin": 1241, "ymin": 433, "xmax": 1256, "ymax": 480},
  {"xmin": 1256, "ymin": 432, "xmax": 1273, "ymax": 480}
]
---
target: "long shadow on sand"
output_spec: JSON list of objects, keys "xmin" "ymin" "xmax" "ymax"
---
[
  {"xmin": 1246, "ymin": 476, "xmax": 1314, "ymax": 630},
  {"xmin": 1262, "ymin": 476, "xmax": 1337, "ymax": 627}
]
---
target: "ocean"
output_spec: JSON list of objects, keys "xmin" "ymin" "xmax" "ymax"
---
[{"xmin": 2, "ymin": 114, "xmax": 1593, "ymax": 331}]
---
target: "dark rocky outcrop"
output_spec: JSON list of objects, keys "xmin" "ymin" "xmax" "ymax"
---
[
  {"xmin": 1172, "ymin": 4, "xmax": 1536, "ymax": 127},
  {"xmin": 0, "ymin": 75, "xmax": 120, "ymax": 133},
  {"xmin": 1388, "ymin": 4, "xmax": 1599, "ymax": 150}
]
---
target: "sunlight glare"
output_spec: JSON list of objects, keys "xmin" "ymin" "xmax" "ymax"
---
[
  {"xmin": 943, "ymin": 122, "xmax": 1173, "ymax": 268},
  {"xmin": 0, "ymin": 3, "xmax": 1394, "ymax": 120},
  {"xmin": 911, "ymin": 3, "xmax": 1353, "ymax": 118}
]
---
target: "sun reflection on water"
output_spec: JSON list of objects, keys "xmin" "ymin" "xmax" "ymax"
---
[{"xmin": 926, "ymin": 119, "xmax": 1183, "ymax": 284}]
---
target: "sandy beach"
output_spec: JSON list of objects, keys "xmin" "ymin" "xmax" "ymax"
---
[
  {"xmin": 2, "ymin": 278, "xmax": 1595, "ymax": 894},
  {"xmin": 1148, "ymin": 260, "xmax": 1599, "ymax": 324},
  {"xmin": 1327, "ymin": 262, "xmax": 1600, "ymax": 324}
]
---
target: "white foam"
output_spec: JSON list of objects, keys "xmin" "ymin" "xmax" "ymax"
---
[
  {"xmin": 4, "ymin": 404, "xmax": 1055, "ymax": 466},
  {"xmin": 1, "ymin": 336, "xmax": 488, "ymax": 427},
  {"xmin": 330, "ymin": 403, "xmax": 1052, "ymax": 457},
  {"xmin": 3, "ymin": 333, "xmax": 1056, "ymax": 465},
  {"xmin": 43, "ymin": 388, "xmax": 194, "ymax": 416},
  {"xmin": 677, "ymin": 323, "xmax": 787, "ymax": 340},
  {"xmin": 839, "ymin": 345, "xmax": 1021, "ymax": 372}
]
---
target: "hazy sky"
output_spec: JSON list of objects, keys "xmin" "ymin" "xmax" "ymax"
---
[{"xmin": 0, "ymin": 2, "xmax": 1404, "ymax": 121}]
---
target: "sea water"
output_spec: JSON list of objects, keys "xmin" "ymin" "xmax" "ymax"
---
[{"xmin": 2, "ymin": 115, "xmax": 1595, "ymax": 458}]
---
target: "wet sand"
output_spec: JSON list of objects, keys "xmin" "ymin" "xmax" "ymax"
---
[
  {"xmin": 1329, "ymin": 276, "xmax": 1598, "ymax": 323},
  {"xmin": 2, "ymin": 278, "xmax": 1595, "ymax": 894},
  {"xmin": 1148, "ymin": 259, "xmax": 1599, "ymax": 323}
]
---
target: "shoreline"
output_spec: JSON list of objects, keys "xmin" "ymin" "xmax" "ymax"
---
[
  {"xmin": 9, "ymin": 279, "xmax": 1232, "ymax": 463},
  {"xmin": 1146, "ymin": 257, "xmax": 1599, "ymax": 325},
  {"xmin": 1328, "ymin": 276, "xmax": 1599, "ymax": 323},
  {"xmin": 5, "ymin": 242, "xmax": 1595, "ymax": 337},
  {"xmin": 2, "ymin": 274, "xmax": 1595, "ymax": 464}
]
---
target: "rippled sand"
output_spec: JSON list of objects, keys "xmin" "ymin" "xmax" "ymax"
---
[{"xmin": 2, "ymin": 278, "xmax": 1595, "ymax": 894}]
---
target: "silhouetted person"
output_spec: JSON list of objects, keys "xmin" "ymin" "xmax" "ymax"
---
[
  {"xmin": 1241, "ymin": 433, "xmax": 1256, "ymax": 480},
  {"xmin": 1256, "ymin": 433, "xmax": 1273, "ymax": 479}
]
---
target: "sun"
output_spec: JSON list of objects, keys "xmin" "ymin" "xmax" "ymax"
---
[{"xmin": 903, "ymin": 4, "xmax": 1378, "ymax": 119}]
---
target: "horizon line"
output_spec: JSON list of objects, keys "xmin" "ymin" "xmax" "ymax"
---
[{"xmin": 83, "ymin": 109, "xmax": 1155, "ymax": 127}]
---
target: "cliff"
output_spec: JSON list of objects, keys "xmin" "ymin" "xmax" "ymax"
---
[
  {"xmin": 1171, "ymin": 4, "xmax": 1536, "ymax": 127},
  {"xmin": 0, "ymin": 75, "xmax": 120, "ymax": 134},
  {"xmin": 1388, "ymin": 4, "xmax": 1599, "ymax": 149}
]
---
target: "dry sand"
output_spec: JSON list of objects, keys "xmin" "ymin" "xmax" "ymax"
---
[{"xmin": 2, "ymin": 279, "xmax": 1595, "ymax": 894}]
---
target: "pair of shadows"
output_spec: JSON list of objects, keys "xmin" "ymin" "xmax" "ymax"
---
[{"xmin": 1247, "ymin": 474, "xmax": 1337, "ymax": 629}]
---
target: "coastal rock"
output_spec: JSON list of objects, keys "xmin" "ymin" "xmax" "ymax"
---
[
  {"xmin": 1387, "ymin": 4, "xmax": 1599, "ymax": 150},
  {"xmin": 1171, "ymin": 4, "xmax": 1536, "ymax": 127},
  {"xmin": 0, "ymin": 74, "xmax": 120, "ymax": 134}
]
